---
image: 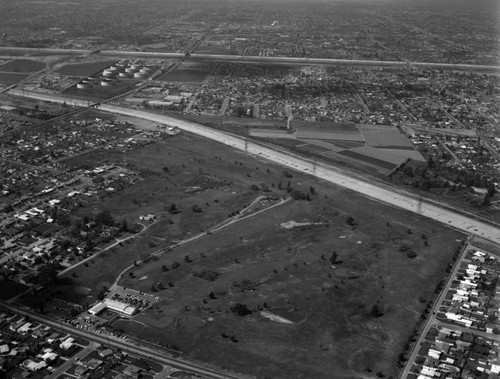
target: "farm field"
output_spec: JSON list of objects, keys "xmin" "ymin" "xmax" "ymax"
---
[
  {"xmin": 0, "ymin": 72, "xmax": 29, "ymax": 84},
  {"xmin": 295, "ymin": 127, "xmax": 365, "ymax": 141},
  {"xmin": 0, "ymin": 58, "xmax": 45, "ymax": 72},
  {"xmin": 22, "ymin": 115, "xmax": 467, "ymax": 379},
  {"xmin": 358, "ymin": 124, "xmax": 416, "ymax": 149},
  {"xmin": 338, "ymin": 148, "xmax": 400, "ymax": 170},
  {"xmin": 245, "ymin": 120, "xmax": 424, "ymax": 174},
  {"xmin": 56, "ymin": 59, "xmax": 117, "ymax": 77}
]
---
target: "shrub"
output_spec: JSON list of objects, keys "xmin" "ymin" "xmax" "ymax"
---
[
  {"xmin": 406, "ymin": 250, "xmax": 417, "ymax": 259},
  {"xmin": 193, "ymin": 269, "xmax": 220, "ymax": 281},
  {"xmin": 231, "ymin": 303, "xmax": 252, "ymax": 316},
  {"xmin": 191, "ymin": 204, "xmax": 203, "ymax": 213},
  {"xmin": 370, "ymin": 304, "xmax": 384, "ymax": 318},
  {"xmin": 290, "ymin": 189, "xmax": 308, "ymax": 200}
]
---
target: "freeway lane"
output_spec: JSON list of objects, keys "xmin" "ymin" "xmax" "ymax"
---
[
  {"xmin": 0, "ymin": 303, "xmax": 247, "ymax": 379},
  {"xmin": 7, "ymin": 89, "xmax": 500, "ymax": 243},
  {"xmin": 1, "ymin": 46, "xmax": 499, "ymax": 72}
]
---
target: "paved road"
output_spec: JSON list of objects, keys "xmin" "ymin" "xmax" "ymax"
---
[
  {"xmin": 0, "ymin": 303, "xmax": 247, "ymax": 379},
  {"xmin": 46, "ymin": 341, "xmax": 99, "ymax": 379},
  {"xmin": 7, "ymin": 89, "xmax": 500, "ymax": 244},
  {"xmin": 400, "ymin": 238, "xmax": 470, "ymax": 378},
  {"xmin": 400, "ymin": 238, "xmax": 500, "ymax": 378},
  {"xmin": 80, "ymin": 52, "xmax": 500, "ymax": 72}
]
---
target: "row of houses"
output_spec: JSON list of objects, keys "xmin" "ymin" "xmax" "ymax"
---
[
  {"xmin": 442, "ymin": 250, "xmax": 500, "ymax": 333},
  {"xmin": 417, "ymin": 326, "xmax": 499, "ymax": 379}
]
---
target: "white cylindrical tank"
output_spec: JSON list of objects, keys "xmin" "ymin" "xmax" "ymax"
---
[
  {"xmin": 77, "ymin": 82, "xmax": 89, "ymax": 89},
  {"xmin": 119, "ymin": 72, "xmax": 129, "ymax": 78},
  {"xmin": 101, "ymin": 79, "xmax": 113, "ymax": 86}
]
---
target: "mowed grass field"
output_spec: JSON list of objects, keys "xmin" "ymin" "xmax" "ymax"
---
[
  {"xmin": 116, "ymin": 187, "xmax": 462, "ymax": 379},
  {"xmin": 37, "ymin": 123, "xmax": 463, "ymax": 378},
  {"xmin": 45, "ymin": 131, "xmax": 284, "ymax": 303}
]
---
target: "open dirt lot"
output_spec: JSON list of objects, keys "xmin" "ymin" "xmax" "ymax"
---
[{"xmin": 160, "ymin": 69, "xmax": 209, "ymax": 83}]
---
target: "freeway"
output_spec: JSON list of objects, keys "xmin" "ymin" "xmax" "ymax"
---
[
  {"xmin": 1, "ymin": 46, "xmax": 499, "ymax": 72},
  {"xmin": 0, "ymin": 303, "xmax": 248, "ymax": 379},
  {"xmin": 7, "ymin": 89, "xmax": 500, "ymax": 243}
]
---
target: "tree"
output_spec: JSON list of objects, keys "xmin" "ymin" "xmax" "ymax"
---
[
  {"xmin": 2, "ymin": 203, "xmax": 14, "ymax": 213},
  {"xmin": 95, "ymin": 210, "xmax": 114, "ymax": 226},
  {"xmin": 346, "ymin": 216, "xmax": 357, "ymax": 227},
  {"xmin": 120, "ymin": 219, "xmax": 128, "ymax": 233},
  {"xmin": 487, "ymin": 182, "xmax": 496, "ymax": 197},
  {"xmin": 403, "ymin": 165, "xmax": 414, "ymax": 178},
  {"xmin": 482, "ymin": 194, "xmax": 491, "ymax": 207},
  {"xmin": 329, "ymin": 251, "xmax": 338, "ymax": 265},
  {"xmin": 290, "ymin": 189, "xmax": 307, "ymax": 200}
]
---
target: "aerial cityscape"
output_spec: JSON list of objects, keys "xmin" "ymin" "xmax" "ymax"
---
[{"xmin": 0, "ymin": 0, "xmax": 499, "ymax": 378}]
